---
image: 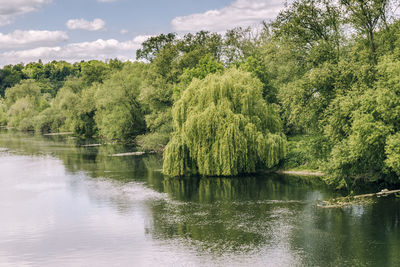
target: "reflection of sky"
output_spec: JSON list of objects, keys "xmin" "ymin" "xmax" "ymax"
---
[{"xmin": 0, "ymin": 154, "xmax": 172, "ymax": 266}]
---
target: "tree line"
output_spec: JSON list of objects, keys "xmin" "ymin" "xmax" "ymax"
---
[{"xmin": 0, "ymin": 0, "xmax": 399, "ymax": 188}]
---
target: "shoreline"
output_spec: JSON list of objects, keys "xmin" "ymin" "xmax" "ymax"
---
[{"xmin": 275, "ymin": 170, "xmax": 325, "ymax": 177}]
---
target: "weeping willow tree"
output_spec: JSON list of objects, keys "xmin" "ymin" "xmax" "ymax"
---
[{"xmin": 163, "ymin": 68, "xmax": 286, "ymax": 177}]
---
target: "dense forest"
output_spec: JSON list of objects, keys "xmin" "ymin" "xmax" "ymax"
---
[{"xmin": 0, "ymin": 0, "xmax": 399, "ymax": 189}]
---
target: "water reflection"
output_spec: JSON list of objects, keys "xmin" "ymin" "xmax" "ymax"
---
[
  {"xmin": 162, "ymin": 175, "xmax": 327, "ymax": 203},
  {"xmin": 0, "ymin": 130, "xmax": 399, "ymax": 266}
]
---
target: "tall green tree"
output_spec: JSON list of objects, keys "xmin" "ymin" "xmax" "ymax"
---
[
  {"xmin": 136, "ymin": 33, "xmax": 177, "ymax": 62},
  {"xmin": 340, "ymin": 0, "xmax": 390, "ymax": 64},
  {"xmin": 163, "ymin": 68, "xmax": 286, "ymax": 177},
  {"xmin": 273, "ymin": 0, "xmax": 342, "ymax": 66},
  {"xmin": 80, "ymin": 60, "xmax": 110, "ymax": 85}
]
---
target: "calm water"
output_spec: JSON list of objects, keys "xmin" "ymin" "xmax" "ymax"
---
[{"xmin": 0, "ymin": 131, "xmax": 399, "ymax": 267}]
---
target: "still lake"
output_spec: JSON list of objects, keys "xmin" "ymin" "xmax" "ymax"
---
[{"xmin": 0, "ymin": 131, "xmax": 399, "ymax": 267}]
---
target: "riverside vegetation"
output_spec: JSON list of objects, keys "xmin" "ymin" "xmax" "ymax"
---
[{"xmin": 0, "ymin": 0, "xmax": 399, "ymax": 189}]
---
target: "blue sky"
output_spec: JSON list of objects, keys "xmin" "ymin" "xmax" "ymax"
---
[{"xmin": 0, "ymin": 0, "xmax": 286, "ymax": 65}]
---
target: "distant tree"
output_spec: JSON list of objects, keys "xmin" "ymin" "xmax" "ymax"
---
[
  {"xmin": 136, "ymin": 33, "xmax": 177, "ymax": 62},
  {"xmin": 0, "ymin": 64, "xmax": 25, "ymax": 97},
  {"xmin": 279, "ymin": 62, "xmax": 337, "ymax": 132},
  {"xmin": 95, "ymin": 63, "xmax": 146, "ymax": 141},
  {"xmin": 137, "ymin": 70, "xmax": 174, "ymax": 151},
  {"xmin": 5, "ymin": 79, "xmax": 42, "ymax": 107},
  {"xmin": 173, "ymin": 54, "xmax": 224, "ymax": 98},
  {"xmin": 107, "ymin": 58, "xmax": 125, "ymax": 70},
  {"xmin": 5, "ymin": 80, "xmax": 49, "ymax": 130},
  {"xmin": 71, "ymin": 84, "xmax": 98, "ymax": 137},
  {"xmin": 80, "ymin": 60, "xmax": 110, "ymax": 85}
]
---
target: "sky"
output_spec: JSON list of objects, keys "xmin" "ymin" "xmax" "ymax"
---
[{"xmin": 0, "ymin": 0, "xmax": 287, "ymax": 66}]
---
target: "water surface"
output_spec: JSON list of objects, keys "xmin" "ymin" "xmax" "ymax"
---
[{"xmin": 0, "ymin": 131, "xmax": 399, "ymax": 266}]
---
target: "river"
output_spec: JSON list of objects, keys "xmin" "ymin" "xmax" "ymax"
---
[{"xmin": 0, "ymin": 131, "xmax": 399, "ymax": 266}]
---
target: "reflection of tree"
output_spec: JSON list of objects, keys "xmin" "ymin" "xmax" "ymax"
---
[
  {"xmin": 162, "ymin": 177, "xmax": 200, "ymax": 202},
  {"xmin": 142, "ymin": 156, "xmax": 164, "ymax": 192},
  {"xmin": 0, "ymin": 130, "xmax": 157, "ymax": 183},
  {"xmin": 162, "ymin": 174, "xmax": 326, "ymax": 203},
  {"xmin": 148, "ymin": 174, "xmax": 334, "ymax": 253},
  {"xmin": 290, "ymin": 197, "xmax": 400, "ymax": 266}
]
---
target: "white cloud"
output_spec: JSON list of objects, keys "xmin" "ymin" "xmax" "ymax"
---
[
  {"xmin": 66, "ymin": 18, "xmax": 106, "ymax": 31},
  {"xmin": 171, "ymin": 0, "xmax": 286, "ymax": 32},
  {"xmin": 0, "ymin": 30, "xmax": 68, "ymax": 49},
  {"xmin": 0, "ymin": 0, "xmax": 51, "ymax": 26},
  {"xmin": 120, "ymin": 29, "xmax": 129, "ymax": 35},
  {"xmin": 0, "ymin": 35, "xmax": 152, "ymax": 65}
]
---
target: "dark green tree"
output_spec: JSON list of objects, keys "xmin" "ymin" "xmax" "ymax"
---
[{"xmin": 136, "ymin": 33, "xmax": 177, "ymax": 62}]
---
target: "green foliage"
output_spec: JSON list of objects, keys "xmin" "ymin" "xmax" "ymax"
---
[
  {"xmin": 49, "ymin": 77, "xmax": 84, "ymax": 133},
  {"xmin": 4, "ymin": 80, "xmax": 49, "ymax": 130},
  {"xmin": 385, "ymin": 133, "xmax": 400, "ymax": 175},
  {"xmin": 272, "ymin": 0, "xmax": 341, "ymax": 66},
  {"xmin": 173, "ymin": 54, "xmax": 224, "ymax": 99},
  {"xmin": 0, "ymin": 98, "xmax": 7, "ymax": 125},
  {"xmin": 223, "ymin": 27, "xmax": 257, "ymax": 65},
  {"xmin": 7, "ymin": 98, "xmax": 37, "ymax": 131},
  {"xmin": 136, "ymin": 130, "xmax": 171, "ymax": 153},
  {"xmin": 241, "ymin": 54, "xmax": 277, "ymax": 103},
  {"xmin": 136, "ymin": 33, "xmax": 176, "ymax": 62},
  {"xmin": 42, "ymin": 77, "xmax": 97, "ymax": 137},
  {"xmin": 279, "ymin": 62, "xmax": 337, "ymax": 132},
  {"xmin": 163, "ymin": 68, "xmax": 286, "ymax": 176},
  {"xmin": 5, "ymin": 79, "xmax": 42, "ymax": 107},
  {"xmin": 80, "ymin": 60, "xmax": 110, "ymax": 85},
  {"xmin": 340, "ymin": 0, "xmax": 390, "ymax": 64},
  {"xmin": 280, "ymin": 135, "xmax": 330, "ymax": 171},
  {"xmin": 95, "ymin": 63, "xmax": 146, "ymax": 141},
  {"xmin": 22, "ymin": 60, "xmax": 77, "ymax": 95},
  {"xmin": 33, "ymin": 108, "xmax": 64, "ymax": 133},
  {"xmin": 138, "ymin": 31, "xmax": 223, "ymax": 84},
  {"xmin": 0, "ymin": 64, "xmax": 25, "ymax": 97},
  {"xmin": 70, "ymin": 84, "xmax": 98, "ymax": 137},
  {"xmin": 325, "ymin": 57, "xmax": 400, "ymax": 187},
  {"xmin": 138, "ymin": 69, "xmax": 174, "ymax": 150}
]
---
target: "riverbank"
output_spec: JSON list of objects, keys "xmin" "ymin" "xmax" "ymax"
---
[{"xmin": 276, "ymin": 170, "xmax": 325, "ymax": 176}]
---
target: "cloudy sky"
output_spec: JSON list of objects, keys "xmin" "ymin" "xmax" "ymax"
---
[{"xmin": 0, "ymin": 0, "xmax": 286, "ymax": 66}]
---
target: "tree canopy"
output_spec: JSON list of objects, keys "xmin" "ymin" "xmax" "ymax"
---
[{"xmin": 163, "ymin": 68, "xmax": 286, "ymax": 176}]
